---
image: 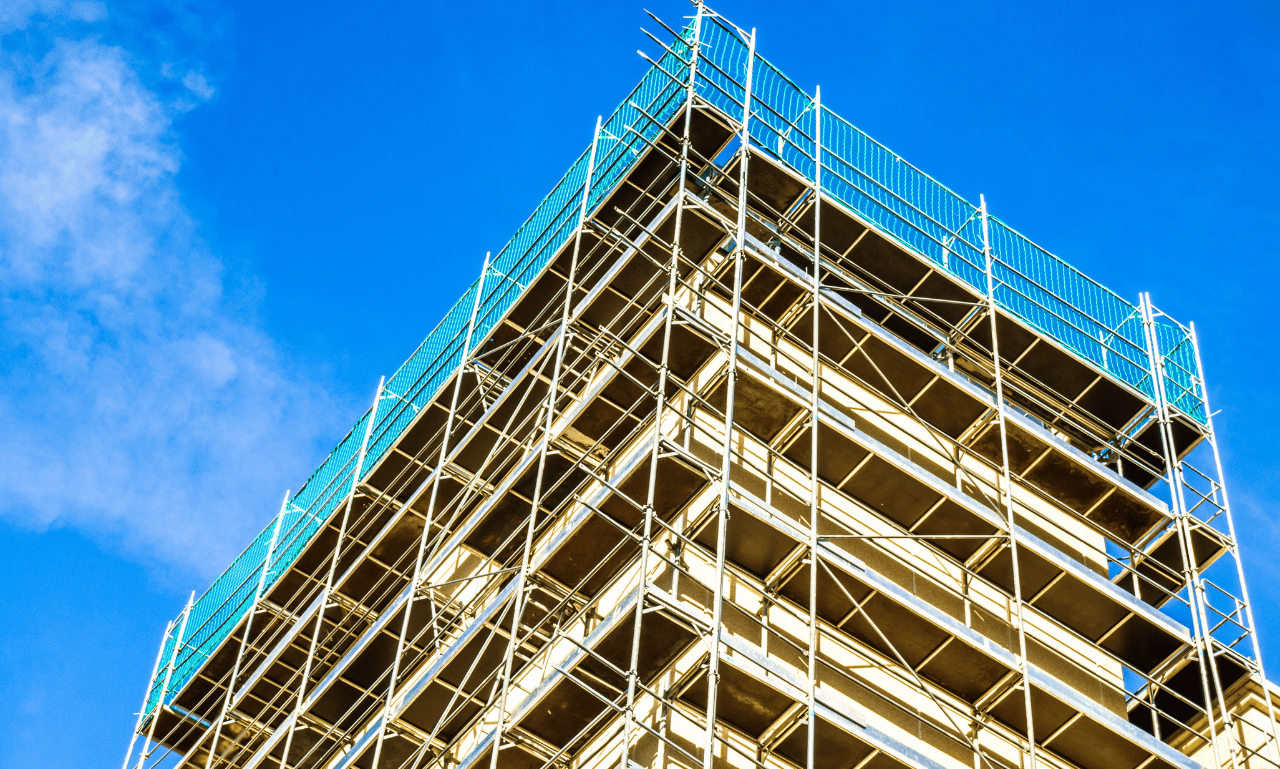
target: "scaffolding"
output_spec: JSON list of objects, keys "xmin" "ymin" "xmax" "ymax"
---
[{"xmin": 123, "ymin": 6, "xmax": 1280, "ymax": 769}]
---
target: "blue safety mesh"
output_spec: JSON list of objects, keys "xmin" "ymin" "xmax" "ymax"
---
[
  {"xmin": 692, "ymin": 18, "xmax": 1194, "ymax": 415},
  {"xmin": 699, "ymin": 17, "xmax": 1203, "ymax": 417},
  {"xmin": 985, "ymin": 219, "xmax": 1154, "ymax": 397},
  {"xmin": 1154, "ymin": 317, "xmax": 1206, "ymax": 423},
  {"xmin": 143, "ymin": 13, "xmax": 1205, "ymax": 719}
]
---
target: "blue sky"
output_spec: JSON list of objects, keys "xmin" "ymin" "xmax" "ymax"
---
[{"xmin": 0, "ymin": 0, "xmax": 1277, "ymax": 765}]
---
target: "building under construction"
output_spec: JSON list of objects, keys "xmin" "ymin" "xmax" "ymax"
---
[{"xmin": 123, "ymin": 6, "xmax": 1280, "ymax": 769}]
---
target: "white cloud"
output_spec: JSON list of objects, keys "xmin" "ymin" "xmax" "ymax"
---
[
  {"xmin": 0, "ymin": 1, "xmax": 106, "ymax": 29},
  {"xmin": 181, "ymin": 71, "xmax": 214, "ymax": 101},
  {"xmin": 0, "ymin": 6, "xmax": 342, "ymax": 579}
]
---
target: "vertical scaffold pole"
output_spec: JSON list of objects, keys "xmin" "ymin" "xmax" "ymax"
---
[
  {"xmin": 806, "ymin": 83, "xmax": 822, "ymax": 769},
  {"xmin": 1191, "ymin": 320, "xmax": 1280, "ymax": 764},
  {"xmin": 369, "ymin": 252, "xmax": 491, "ymax": 768},
  {"xmin": 202, "ymin": 490, "xmax": 290, "ymax": 769},
  {"xmin": 122, "ymin": 617, "xmax": 176, "ymax": 769},
  {"xmin": 623, "ymin": 5, "xmax": 704, "ymax": 768},
  {"xmin": 134, "ymin": 590, "xmax": 194, "ymax": 769},
  {"xmin": 281, "ymin": 375, "xmax": 385, "ymax": 766},
  {"xmin": 1140, "ymin": 294, "xmax": 1234, "ymax": 769},
  {"xmin": 488, "ymin": 114, "xmax": 603, "ymax": 769},
  {"xmin": 980, "ymin": 196, "xmax": 1037, "ymax": 769},
  {"xmin": 704, "ymin": 24, "xmax": 755, "ymax": 769}
]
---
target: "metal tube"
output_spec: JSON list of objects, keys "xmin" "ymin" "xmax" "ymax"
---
[
  {"xmin": 806, "ymin": 84, "xmax": 822, "ymax": 769},
  {"xmin": 281, "ymin": 376, "xmax": 384, "ymax": 767},
  {"xmin": 980, "ymin": 194, "xmax": 1038, "ymax": 769},
  {"xmin": 370, "ymin": 254, "xmax": 492, "ymax": 768},
  {"xmin": 1190, "ymin": 321, "xmax": 1280, "ymax": 762},
  {"xmin": 487, "ymin": 113, "xmax": 603, "ymax": 769},
  {"xmin": 704, "ymin": 25, "xmax": 756, "ymax": 769},
  {"xmin": 134, "ymin": 590, "xmax": 194, "ymax": 769},
  {"xmin": 622, "ymin": 5, "xmax": 704, "ymax": 768},
  {"xmin": 121, "ymin": 618, "xmax": 175, "ymax": 769},
  {"xmin": 201, "ymin": 490, "xmax": 290, "ymax": 769},
  {"xmin": 1140, "ymin": 295, "xmax": 1233, "ymax": 769}
]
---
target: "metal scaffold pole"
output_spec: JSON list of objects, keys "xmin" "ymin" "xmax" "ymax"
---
[
  {"xmin": 1141, "ymin": 294, "xmax": 1236, "ymax": 769},
  {"xmin": 122, "ymin": 618, "xmax": 176, "ymax": 769},
  {"xmin": 704, "ymin": 22, "xmax": 755, "ymax": 769},
  {"xmin": 980, "ymin": 195, "xmax": 1038, "ymax": 769},
  {"xmin": 1190, "ymin": 321, "xmax": 1280, "ymax": 765},
  {"xmin": 134, "ymin": 590, "xmax": 194, "ymax": 769},
  {"xmin": 622, "ymin": 4, "xmax": 704, "ymax": 768},
  {"xmin": 488, "ymin": 113, "xmax": 604, "ymax": 769},
  {"xmin": 201, "ymin": 490, "xmax": 290, "ymax": 769},
  {"xmin": 805, "ymin": 83, "xmax": 822, "ymax": 769},
  {"xmin": 281, "ymin": 375, "xmax": 385, "ymax": 766},
  {"xmin": 369, "ymin": 251, "xmax": 492, "ymax": 768}
]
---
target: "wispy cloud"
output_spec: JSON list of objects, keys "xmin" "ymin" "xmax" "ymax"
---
[
  {"xmin": 0, "ymin": 1, "xmax": 107, "ymax": 30},
  {"xmin": 0, "ymin": 2, "xmax": 343, "ymax": 580}
]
